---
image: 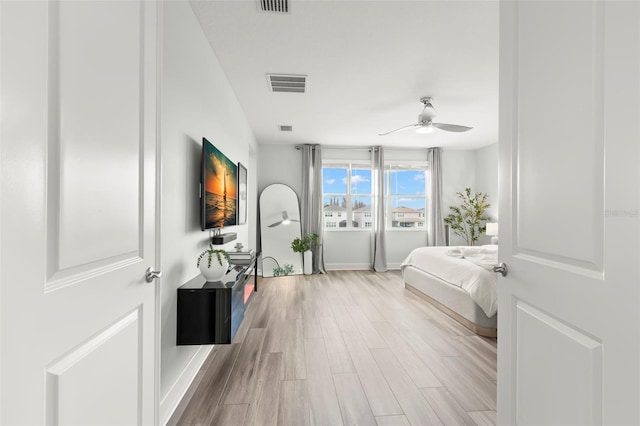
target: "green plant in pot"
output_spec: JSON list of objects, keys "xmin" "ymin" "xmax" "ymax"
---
[
  {"xmin": 291, "ymin": 233, "xmax": 320, "ymax": 275},
  {"xmin": 273, "ymin": 264, "xmax": 295, "ymax": 277},
  {"xmin": 197, "ymin": 244, "xmax": 231, "ymax": 281},
  {"xmin": 444, "ymin": 187, "xmax": 490, "ymax": 246}
]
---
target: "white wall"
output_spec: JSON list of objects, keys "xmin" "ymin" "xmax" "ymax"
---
[
  {"xmin": 442, "ymin": 149, "xmax": 477, "ymax": 246},
  {"xmin": 160, "ymin": 2, "xmax": 257, "ymax": 422},
  {"xmin": 323, "ymin": 232, "xmax": 372, "ymax": 269},
  {"xmin": 475, "ymin": 143, "xmax": 499, "ymax": 245},
  {"xmin": 257, "ymin": 144, "xmax": 302, "ymax": 198},
  {"xmin": 475, "ymin": 143, "xmax": 499, "ymax": 220}
]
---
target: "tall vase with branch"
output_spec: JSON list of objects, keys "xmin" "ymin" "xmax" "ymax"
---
[{"xmin": 444, "ymin": 187, "xmax": 490, "ymax": 246}]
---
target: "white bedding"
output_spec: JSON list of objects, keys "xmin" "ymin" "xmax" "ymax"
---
[{"xmin": 400, "ymin": 246, "xmax": 498, "ymax": 318}]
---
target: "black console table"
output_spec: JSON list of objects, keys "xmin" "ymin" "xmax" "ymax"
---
[{"xmin": 176, "ymin": 255, "xmax": 257, "ymax": 345}]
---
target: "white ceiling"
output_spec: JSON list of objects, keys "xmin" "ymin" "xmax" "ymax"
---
[{"xmin": 190, "ymin": 0, "xmax": 499, "ymax": 149}]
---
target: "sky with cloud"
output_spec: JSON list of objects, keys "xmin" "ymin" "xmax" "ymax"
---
[{"xmin": 323, "ymin": 167, "xmax": 426, "ymax": 209}]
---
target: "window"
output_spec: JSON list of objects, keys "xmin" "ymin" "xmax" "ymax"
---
[
  {"xmin": 386, "ymin": 163, "xmax": 428, "ymax": 229},
  {"xmin": 323, "ymin": 162, "xmax": 372, "ymax": 229},
  {"xmin": 322, "ymin": 160, "xmax": 427, "ymax": 231}
]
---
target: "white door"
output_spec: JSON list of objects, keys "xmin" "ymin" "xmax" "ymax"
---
[
  {"xmin": 1, "ymin": 1, "xmax": 159, "ymax": 424},
  {"xmin": 498, "ymin": 1, "xmax": 639, "ymax": 424}
]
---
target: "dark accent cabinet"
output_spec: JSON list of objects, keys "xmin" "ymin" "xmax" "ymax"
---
[{"xmin": 177, "ymin": 256, "xmax": 256, "ymax": 345}]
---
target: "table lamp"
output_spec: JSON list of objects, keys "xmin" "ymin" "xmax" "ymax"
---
[{"xmin": 486, "ymin": 222, "xmax": 499, "ymax": 245}]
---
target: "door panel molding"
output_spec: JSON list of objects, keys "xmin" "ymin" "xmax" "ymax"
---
[
  {"xmin": 45, "ymin": 308, "xmax": 142, "ymax": 425},
  {"xmin": 512, "ymin": 252, "xmax": 604, "ymax": 281},
  {"xmin": 512, "ymin": 0, "xmax": 605, "ymax": 274},
  {"xmin": 514, "ymin": 300, "xmax": 602, "ymax": 425},
  {"xmin": 44, "ymin": 0, "xmax": 147, "ymax": 291},
  {"xmin": 45, "ymin": 255, "xmax": 143, "ymax": 293}
]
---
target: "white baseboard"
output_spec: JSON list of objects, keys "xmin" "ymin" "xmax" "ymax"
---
[
  {"xmin": 261, "ymin": 264, "xmax": 401, "ymax": 273},
  {"xmin": 325, "ymin": 263, "xmax": 402, "ymax": 271},
  {"xmin": 325, "ymin": 263, "xmax": 372, "ymax": 271},
  {"xmin": 159, "ymin": 345, "xmax": 213, "ymax": 425}
]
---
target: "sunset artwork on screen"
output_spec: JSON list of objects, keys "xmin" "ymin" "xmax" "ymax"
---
[{"xmin": 202, "ymin": 138, "xmax": 237, "ymax": 230}]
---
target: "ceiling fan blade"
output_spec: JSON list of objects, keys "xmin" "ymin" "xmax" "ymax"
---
[
  {"xmin": 432, "ymin": 123, "xmax": 473, "ymax": 132},
  {"xmin": 378, "ymin": 123, "xmax": 417, "ymax": 136},
  {"xmin": 269, "ymin": 210, "xmax": 299, "ymax": 227}
]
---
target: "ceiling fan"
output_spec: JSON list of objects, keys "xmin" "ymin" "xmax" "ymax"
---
[
  {"xmin": 268, "ymin": 210, "xmax": 300, "ymax": 228},
  {"xmin": 379, "ymin": 97, "xmax": 473, "ymax": 136}
]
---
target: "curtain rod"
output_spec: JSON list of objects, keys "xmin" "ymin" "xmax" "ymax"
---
[
  {"xmin": 295, "ymin": 145, "xmax": 438, "ymax": 151},
  {"xmin": 295, "ymin": 145, "xmax": 372, "ymax": 151}
]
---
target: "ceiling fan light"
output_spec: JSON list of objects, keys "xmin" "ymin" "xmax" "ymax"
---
[
  {"xmin": 282, "ymin": 219, "xmax": 291, "ymax": 225},
  {"xmin": 416, "ymin": 124, "xmax": 434, "ymax": 134}
]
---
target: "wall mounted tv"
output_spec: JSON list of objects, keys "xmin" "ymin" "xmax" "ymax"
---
[{"xmin": 201, "ymin": 138, "xmax": 238, "ymax": 230}]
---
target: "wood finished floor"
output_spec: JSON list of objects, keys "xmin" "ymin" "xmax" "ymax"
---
[{"xmin": 169, "ymin": 270, "xmax": 497, "ymax": 426}]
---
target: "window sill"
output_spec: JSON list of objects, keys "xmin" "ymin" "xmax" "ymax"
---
[
  {"xmin": 323, "ymin": 228, "xmax": 428, "ymax": 232},
  {"xmin": 386, "ymin": 228, "xmax": 428, "ymax": 232},
  {"xmin": 323, "ymin": 228, "xmax": 372, "ymax": 232}
]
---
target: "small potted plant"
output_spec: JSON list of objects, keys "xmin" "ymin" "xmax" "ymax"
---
[
  {"xmin": 291, "ymin": 234, "xmax": 320, "ymax": 275},
  {"xmin": 197, "ymin": 244, "xmax": 231, "ymax": 281},
  {"xmin": 273, "ymin": 264, "xmax": 295, "ymax": 277}
]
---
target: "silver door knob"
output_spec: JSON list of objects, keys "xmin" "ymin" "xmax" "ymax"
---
[
  {"xmin": 145, "ymin": 267, "xmax": 162, "ymax": 282},
  {"xmin": 493, "ymin": 262, "xmax": 508, "ymax": 277}
]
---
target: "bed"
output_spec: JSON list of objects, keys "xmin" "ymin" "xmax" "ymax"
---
[{"xmin": 400, "ymin": 245, "xmax": 498, "ymax": 337}]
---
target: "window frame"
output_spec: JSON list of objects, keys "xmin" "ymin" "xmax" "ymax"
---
[
  {"xmin": 322, "ymin": 160, "xmax": 372, "ymax": 231},
  {"xmin": 385, "ymin": 161, "xmax": 429, "ymax": 231},
  {"xmin": 322, "ymin": 159, "xmax": 428, "ymax": 232}
]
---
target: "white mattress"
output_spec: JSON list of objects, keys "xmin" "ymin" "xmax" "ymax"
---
[{"xmin": 400, "ymin": 246, "xmax": 498, "ymax": 318}]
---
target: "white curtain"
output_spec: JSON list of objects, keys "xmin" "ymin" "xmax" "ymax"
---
[
  {"xmin": 371, "ymin": 146, "xmax": 387, "ymax": 271},
  {"xmin": 301, "ymin": 144, "xmax": 326, "ymax": 273},
  {"xmin": 427, "ymin": 147, "xmax": 447, "ymax": 246}
]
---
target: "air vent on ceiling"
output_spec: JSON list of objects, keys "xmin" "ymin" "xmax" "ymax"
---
[
  {"xmin": 258, "ymin": 0, "xmax": 289, "ymax": 13},
  {"xmin": 279, "ymin": 125, "xmax": 293, "ymax": 132},
  {"xmin": 267, "ymin": 74, "xmax": 307, "ymax": 93}
]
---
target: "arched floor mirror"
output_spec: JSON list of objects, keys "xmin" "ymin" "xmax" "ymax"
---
[{"xmin": 259, "ymin": 184, "xmax": 302, "ymax": 277}]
